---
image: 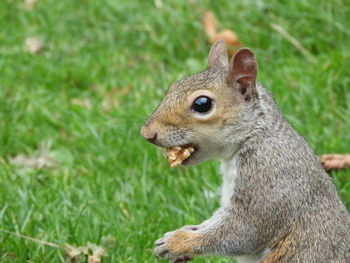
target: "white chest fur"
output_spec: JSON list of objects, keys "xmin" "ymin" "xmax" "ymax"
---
[
  {"xmin": 219, "ymin": 155, "xmax": 239, "ymax": 207},
  {"xmin": 220, "ymin": 156, "xmax": 271, "ymax": 263}
]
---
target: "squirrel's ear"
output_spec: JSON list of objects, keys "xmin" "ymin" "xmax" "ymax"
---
[
  {"xmin": 227, "ymin": 48, "xmax": 258, "ymax": 102},
  {"xmin": 208, "ymin": 39, "xmax": 229, "ymax": 70}
]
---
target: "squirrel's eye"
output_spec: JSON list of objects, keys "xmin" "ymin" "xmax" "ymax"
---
[{"xmin": 191, "ymin": 96, "xmax": 213, "ymax": 113}]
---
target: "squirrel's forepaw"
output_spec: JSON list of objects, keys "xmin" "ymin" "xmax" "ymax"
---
[{"xmin": 154, "ymin": 230, "xmax": 196, "ymax": 262}]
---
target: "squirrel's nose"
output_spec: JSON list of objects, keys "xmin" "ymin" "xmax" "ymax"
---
[{"xmin": 141, "ymin": 126, "xmax": 157, "ymax": 144}]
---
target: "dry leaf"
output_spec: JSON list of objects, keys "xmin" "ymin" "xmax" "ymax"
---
[
  {"xmin": 202, "ymin": 10, "xmax": 241, "ymax": 47},
  {"xmin": 65, "ymin": 244, "xmax": 86, "ymax": 258},
  {"xmin": 88, "ymin": 245, "xmax": 105, "ymax": 263},
  {"xmin": 9, "ymin": 144, "xmax": 57, "ymax": 169},
  {"xmin": 24, "ymin": 0, "xmax": 37, "ymax": 10},
  {"xmin": 65, "ymin": 243, "xmax": 106, "ymax": 263},
  {"xmin": 25, "ymin": 37, "xmax": 43, "ymax": 54},
  {"xmin": 9, "ymin": 154, "xmax": 56, "ymax": 169},
  {"xmin": 209, "ymin": 29, "xmax": 240, "ymax": 46},
  {"xmin": 88, "ymin": 255, "xmax": 101, "ymax": 263},
  {"xmin": 203, "ymin": 10, "xmax": 218, "ymax": 38},
  {"xmin": 0, "ymin": 228, "xmax": 108, "ymax": 263},
  {"xmin": 71, "ymin": 98, "xmax": 92, "ymax": 109},
  {"xmin": 321, "ymin": 154, "xmax": 350, "ymax": 171}
]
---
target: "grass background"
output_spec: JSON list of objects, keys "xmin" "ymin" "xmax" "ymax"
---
[{"xmin": 0, "ymin": 0, "xmax": 349, "ymax": 262}]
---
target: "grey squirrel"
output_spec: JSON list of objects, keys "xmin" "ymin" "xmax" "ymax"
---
[{"xmin": 140, "ymin": 40, "xmax": 350, "ymax": 262}]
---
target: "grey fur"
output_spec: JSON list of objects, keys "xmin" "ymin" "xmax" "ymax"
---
[{"xmin": 141, "ymin": 42, "xmax": 350, "ymax": 262}]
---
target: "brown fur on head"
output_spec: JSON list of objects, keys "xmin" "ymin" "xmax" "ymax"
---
[{"xmin": 141, "ymin": 40, "xmax": 258, "ymax": 165}]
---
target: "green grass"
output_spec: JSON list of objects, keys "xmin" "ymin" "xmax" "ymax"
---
[{"xmin": 0, "ymin": 0, "xmax": 349, "ymax": 262}]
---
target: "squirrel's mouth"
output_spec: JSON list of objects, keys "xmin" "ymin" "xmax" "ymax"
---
[{"xmin": 163, "ymin": 144, "xmax": 199, "ymax": 167}]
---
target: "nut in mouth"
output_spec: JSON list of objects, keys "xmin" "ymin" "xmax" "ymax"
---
[{"xmin": 164, "ymin": 144, "xmax": 198, "ymax": 167}]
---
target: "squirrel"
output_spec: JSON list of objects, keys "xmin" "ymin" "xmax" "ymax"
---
[{"xmin": 140, "ymin": 40, "xmax": 350, "ymax": 263}]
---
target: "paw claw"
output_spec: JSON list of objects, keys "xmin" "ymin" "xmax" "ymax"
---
[
  {"xmin": 154, "ymin": 246, "xmax": 169, "ymax": 258},
  {"xmin": 164, "ymin": 231, "xmax": 175, "ymax": 237},
  {"xmin": 154, "ymin": 230, "xmax": 194, "ymax": 261},
  {"xmin": 155, "ymin": 238, "xmax": 165, "ymax": 245}
]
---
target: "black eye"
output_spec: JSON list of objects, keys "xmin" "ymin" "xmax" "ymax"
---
[{"xmin": 191, "ymin": 96, "xmax": 213, "ymax": 113}]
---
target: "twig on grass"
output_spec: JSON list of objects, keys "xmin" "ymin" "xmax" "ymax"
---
[
  {"xmin": 0, "ymin": 227, "xmax": 60, "ymax": 248},
  {"xmin": 0, "ymin": 227, "xmax": 106, "ymax": 262},
  {"xmin": 271, "ymin": 23, "xmax": 316, "ymax": 64},
  {"xmin": 321, "ymin": 154, "xmax": 350, "ymax": 171}
]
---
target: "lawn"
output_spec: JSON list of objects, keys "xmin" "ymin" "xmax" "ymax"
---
[{"xmin": 0, "ymin": 0, "xmax": 349, "ymax": 262}]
